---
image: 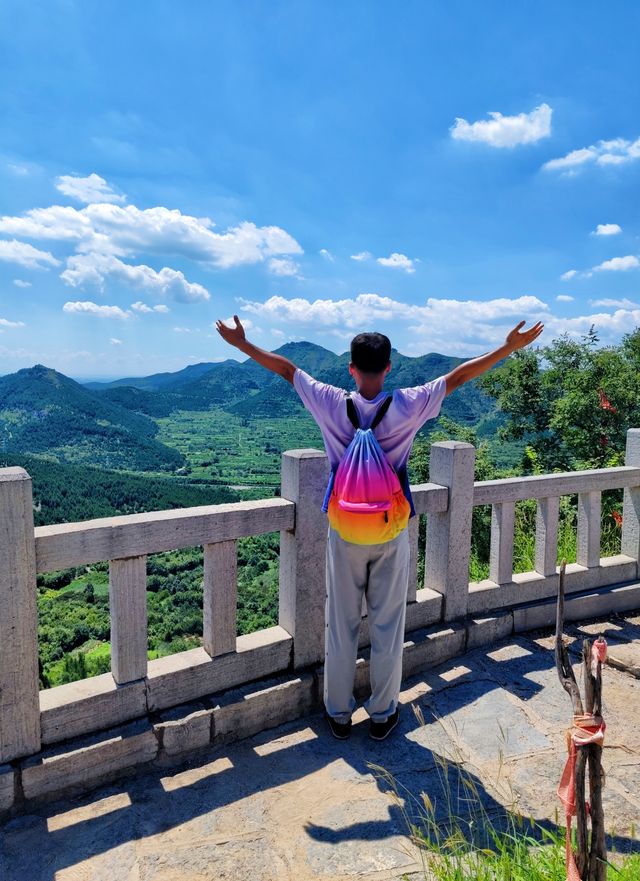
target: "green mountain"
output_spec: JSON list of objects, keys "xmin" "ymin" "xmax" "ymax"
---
[
  {"xmin": 87, "ymin": 341, "xmax": 494, "ymax": 425},
  {"xmin": 0, "ymin": 364, "xmax": 184, "ymax": 471}
]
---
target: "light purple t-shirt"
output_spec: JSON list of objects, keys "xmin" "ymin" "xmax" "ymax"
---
[{"xmin": 293, "ymin": 368, "xmax": 447, "ymax": 472}]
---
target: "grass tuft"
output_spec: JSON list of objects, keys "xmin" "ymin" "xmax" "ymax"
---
[{"xmin": 369, "ymin": 724, "xmax": 640, "ymax": 881}]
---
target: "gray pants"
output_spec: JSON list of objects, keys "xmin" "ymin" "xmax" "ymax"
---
[{"xmin": 324, "ymin": 525, "xmax": 410, "ymax": 724}]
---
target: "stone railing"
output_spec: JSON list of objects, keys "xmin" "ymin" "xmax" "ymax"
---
[{"xmin": 1, "ymin": 431, "xmax": 640, "ymax": 806}]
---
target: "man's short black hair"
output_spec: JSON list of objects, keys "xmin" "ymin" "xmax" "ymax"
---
[{"xmin": 350, "ymin": 332, "xmax": 391, "ymax": 374}]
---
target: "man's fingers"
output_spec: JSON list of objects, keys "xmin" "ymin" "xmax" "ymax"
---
[{"xmin": 234, "ymin": 314, "xmax": 241, "ymax": 327}]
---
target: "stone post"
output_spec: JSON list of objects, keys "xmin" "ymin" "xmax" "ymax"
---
[
  {"xmin": 0, "ymin": 467, "xmax": 41, "ymax": 762},
  {"xmin": 622, "ymin": 428, "xmax": 640, "ymax": 571},
  {"xmin": 425, "ymin": 441, "xmax": 475, "ymax": 621},
  {"xmin": 279, "ymin": 450, "xmax": 330, "ymax": 669}
]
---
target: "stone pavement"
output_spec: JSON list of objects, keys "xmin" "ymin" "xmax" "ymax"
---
[{"xmin": 2, "ymin": 612, "xmax": 640, "ymax": 881}]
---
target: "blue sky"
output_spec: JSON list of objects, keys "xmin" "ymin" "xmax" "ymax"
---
[{"xmin": 1, "ymin": 1, "xmax": 639, "ymax": 378}]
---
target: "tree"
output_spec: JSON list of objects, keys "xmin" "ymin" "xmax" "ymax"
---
[{"xmin": 480, "ymin": 328, "xmax": 640, "ymax": 472}]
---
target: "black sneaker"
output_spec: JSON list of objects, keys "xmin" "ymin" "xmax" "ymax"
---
[
  {"xmin": 369, "ymin": 708, "xmax": 400, "ymax": 741},
  {"xmin": 325, "ymin": 712, "xmax": 352, "ymax": 740}
]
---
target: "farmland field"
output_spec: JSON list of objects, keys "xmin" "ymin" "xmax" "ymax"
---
[{"xmin": 155, "ymin": 408, "xmax": 324, "ymax": 494}]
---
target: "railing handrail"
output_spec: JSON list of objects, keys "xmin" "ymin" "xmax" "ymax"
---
[
  {"xmin": 30, "ymin": 465, "xmax": 640, "ymax": 575},
  {"xmin": 473, "ymin": 465, "xmax": 640, "ymax": 505},
  {"xmin": 33, "ymin": 482, "xmax": 450, "ymax": 574},
  {"xmin": 34, "ymin": 496, "xmax": 295, "ymax": 573}
]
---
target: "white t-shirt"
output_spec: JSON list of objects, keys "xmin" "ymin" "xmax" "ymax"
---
[{"xmin": 293, "ymin": 368, "xmax": 447, "ymax": 473}]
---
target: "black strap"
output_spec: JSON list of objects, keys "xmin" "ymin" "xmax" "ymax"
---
[
  {"xmin": 345, "ymin": 393, "xmax": 392, "ymax": 431},
  {"xmin": 345, "ymin": 397, "xmax": 360, "ymax": 429},
  {"xmin": 371, "ymin": 394, "xmax": 393, "ymax": 429}
]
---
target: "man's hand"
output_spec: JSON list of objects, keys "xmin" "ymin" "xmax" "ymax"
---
[
  {"xmin": 505, "ymin": 320, "xmax": 544, "ymax": 353},
  {"xmin": 215, "ymin": 313, "xmax": 296, "ymax": 383},
  {"xmin": 444, "ymin": 319, "xmax": 544, "ymax": 396},
  {"xmin": 215, "ymin": 315, "xmax": 246, "ymax": 349}
]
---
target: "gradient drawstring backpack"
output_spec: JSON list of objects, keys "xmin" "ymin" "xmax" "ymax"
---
[{"xmin": 322, "ymin": 394, "xmax": 411, "ymax": 545}]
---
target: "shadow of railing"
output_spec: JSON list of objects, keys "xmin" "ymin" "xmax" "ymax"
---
[{"xmin": 3, "ymin": 629, "xmax": 639, "ymax": 881}]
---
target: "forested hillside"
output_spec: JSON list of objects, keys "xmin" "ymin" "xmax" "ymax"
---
[
  {"xmin": 0, "ymin": 364, "xmax": 184, "ymax": 471},
  {"xmin": 0, "ymin": 453, "xmax": 239, "ymax": 525}
]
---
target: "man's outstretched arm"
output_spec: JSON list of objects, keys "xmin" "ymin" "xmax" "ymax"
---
[
  {"xmin": 444, "ymin": 320, "xmax": 544, "ymax": 395},
  {"xmin": 215, "ymin": 315, "xmax": 296, "ymax": 384}
]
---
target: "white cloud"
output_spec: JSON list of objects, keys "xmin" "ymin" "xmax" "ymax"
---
[
  {"xmin": 544, "ymin": 136, "xmax": 640, "ymax": 172},
  {"xmin": 561, "ymin": 269, "xmax": 578, "ymax": 280},
  {"xmin": 63, "ymin": 300, "xmax": 132, "ymax": 320},
  {"xmin": 543, "ymin": 308, "xmax": 640, "ymax": 343},
  {"xmin": 13, "ymin": 279, "xmax": 31, "ymax": 288},
  {"xmin": 0, "ymin": 239, "xmax": 61, "ymax": 269},
  {"xmin": 451, "ymin": 103, "xmax": 552, "ymax": 148},
  {"xmin": 593, "ymin": 255, "xmax": 639, "ymax": 272},
  {"xmin": 240, "ymin": 292, "xmax": 640, "ymax": 353},
  {"xmin": 556, "ymin": 294, "xmax": 574, "ymax": 302},
  {"xmin": 319, "ymin": 248, "xmax": 334, "ymax": 262},
  {"xmin": 593, "ymin": 223, "xmax": 622, "ymax": 236},
  {"xmin": 0, "ymin": 206, "xmax": 94, "ymax": 244},
  {"xmin": 7, "ymin": 163, "xmax": 29, "ymax": 176},
  {"xmin": 268, "ymin": 257, "xmax": 301, "ymax": 277},
  {"xmin": 350, "ymin": 251, "xmax": 371, "ymax": 262},
  {"xmin": 55, "ymin": 173, "xmax": 126, "ymax": 205},
  {"xmin": 61, "ymin": 253, "xmax": 210, "ymax": 302},
  {"xmin": 173, "ymin": 326, "xmax": 191, "ymax": 333},
  {"xmin": 0, "ymin": 317, "xmax": 26, "ymax": 328},
  {"xmin": 590, "ymin": 298, "xmax": 638, "ymax": 309},
  {"xmin": 109, "ymin": 338, "xmax": 123, "ymax": 345},
  {"xmin": 238, "ymin": 294, "xmax": 548, "ymax": 355},
  {"xmin": 376, "ymin": 252, "xmax": 415, "ymax": 273},
  {"xmin": 0, "ymin": 203, "xmax": 302, "ymax": 268},
  {"xmin": 131, "ymin": 301, "xmax": 170, "ymax": 313}
]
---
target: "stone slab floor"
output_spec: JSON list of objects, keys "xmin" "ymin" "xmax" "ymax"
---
[{"xmin": 2, "ymin": 612, "xmax": 640, "ymax": 881}]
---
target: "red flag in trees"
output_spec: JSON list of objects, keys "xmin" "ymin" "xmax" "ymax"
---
[{"xmin": 598, "ymin": 389, "xmax": 617, "ymax": 412}]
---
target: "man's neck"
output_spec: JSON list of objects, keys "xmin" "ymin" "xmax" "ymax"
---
[{"xmin": 356, "ymin": 381, "xmax": 385, "ymax": 401}]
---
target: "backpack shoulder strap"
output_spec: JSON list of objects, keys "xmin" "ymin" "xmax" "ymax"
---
[
  {"xmin": 370, "ymin": 394, "xmax": 393, "ymax": 430},
  {"xmin": 344, "ymin": 394, "xmax": 360, "ymax": 430}
]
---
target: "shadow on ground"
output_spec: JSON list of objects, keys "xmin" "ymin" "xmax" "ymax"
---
[{"xmin": 2, "ymin": 619, "xmax": 639, "ymax": 881}]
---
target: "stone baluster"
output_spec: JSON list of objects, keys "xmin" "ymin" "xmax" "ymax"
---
[
  {"xmin": 425, "ymin": 441, "xmax": 475, "ymax": 621},
  {"xmin": 279, "ymin": 450, "xmax": 330, "ymax": 669},
  {"xmin": 407, "ymin": 515, "xmax": 420, "ymax": 603},
  {"xmin": 203, "ymin": 540, "xmax": 238, "ymax": 657},
  {"xmin": 489, "ymin": 500, "xmax": 515, "ymax": 585},
  {"xmin": 577, "ymin": 491, "xmax": 601, "ymax": 568},
  {"xmin": 534, "ymin": 497, "xmax": 560, "ymax": 577},
  {"xmin": 109, "ymin": 555, "xmax": 148, "ymax": 684}
]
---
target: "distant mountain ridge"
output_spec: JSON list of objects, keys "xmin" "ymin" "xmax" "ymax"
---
[
  {"xmin": 84, "ymin": 361, "xmax": 231, "ymax": 391},
  {"xmin": 0, "ymin": 344, "xmax": 497, "ymax": 471},
  {"xmin": 84, "ymin": 340, "xmax": 495, "ymax": 426}
]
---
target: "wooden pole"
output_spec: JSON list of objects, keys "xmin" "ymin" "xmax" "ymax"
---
[
  {"xmin": 584, "ymin": 637, "xmax": 607, "ymax": 881},
  {"xmin": 555, "ymin": 561, "xmax": 608, "ymax": 881}
]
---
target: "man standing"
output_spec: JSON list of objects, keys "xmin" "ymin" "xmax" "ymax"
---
[{"xmin": 216, "ymin": 317, "xmax": 543, "ymax": 740}]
